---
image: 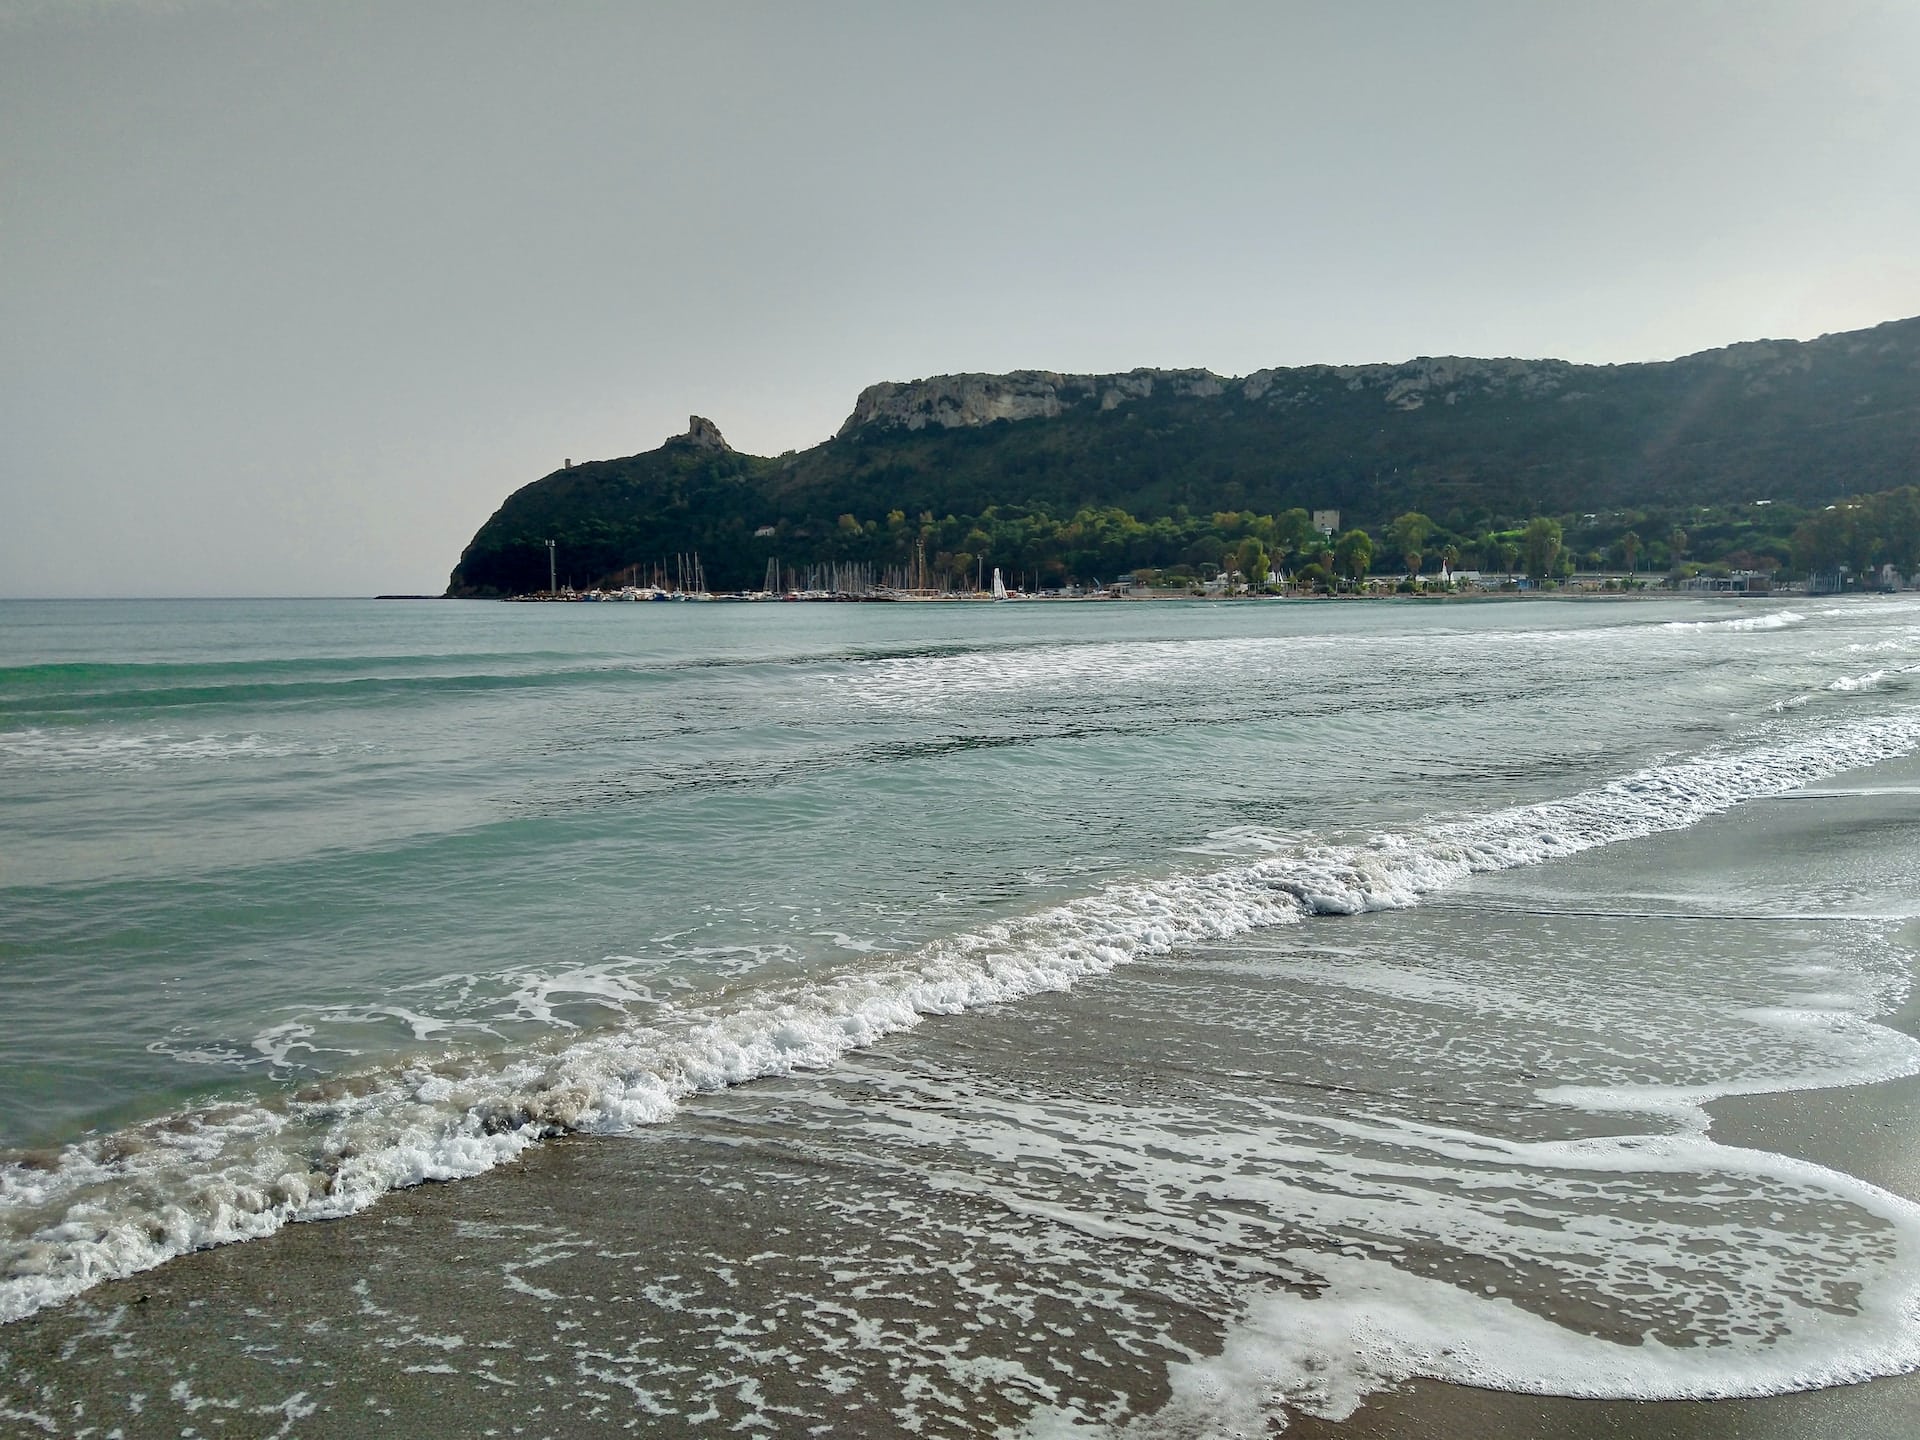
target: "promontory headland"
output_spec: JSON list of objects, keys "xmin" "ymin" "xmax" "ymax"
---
[{"xmin": 446, "ymin": 316, "xmax": 1920, "ymax": 598}]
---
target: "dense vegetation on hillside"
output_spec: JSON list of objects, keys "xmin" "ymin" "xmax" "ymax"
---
[
  {"xmin": 450, "ymin": 439, "xmax": 771, "ymax": 595},
  {"xmin": 1791, "ymin": 486, "xmax": 1920, "ymax": 578},
  {"xmin": 447, "ymin": 317, "xmax": 1920, "ymax": 595},
  {"xmin": 681, "ymin": 498, "xmax": 1807, "ymax": 591}
]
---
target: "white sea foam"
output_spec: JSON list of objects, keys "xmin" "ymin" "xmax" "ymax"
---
[
  {"xmin": 1659, "ymin": 609, "xmax": 1804, "ymax": 632},
  {"xmin": 1829, "ymin": 669, "xmax": 1891, "ymax": 691},
  {"xmin": 861, "ymin": 934, "xmax": 1920, "ymax": 1433},
  {"xmin": 6, "ymin": 703, "xmax": 1920, "ymax": 1326},
  {"xmin": 0, "ymin": 728, "xmax": 306, "ymax": 772},
  {"xmin": 1136, "ymin": 1226, "xmax": 1920, "ymax": 1435}
]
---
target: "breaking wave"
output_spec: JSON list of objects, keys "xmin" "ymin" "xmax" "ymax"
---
[
  {"xmin": 1830, "ymin": 670, "xmax": 1891, "ymax": 692},
  {"xmin": 1659, "ymin": 609, "xmax": 1804, "ymax": 632},
  {"xmin": 0, "ymin": 728, "xmax": 310, "ymax": 772},
  {"xmin": 5, "ymin": 702, "xmax": 1920, "ymax": 1326}
]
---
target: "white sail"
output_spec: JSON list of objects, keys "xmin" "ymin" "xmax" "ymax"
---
[{"xmin": 991, "ymin": 568, "xmax": 1008, "ymax": 601}]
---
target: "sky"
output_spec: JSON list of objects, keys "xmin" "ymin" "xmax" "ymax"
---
[{"xmin": 3, "ymin": 1, "xmax": 1918, "ymax": 597}]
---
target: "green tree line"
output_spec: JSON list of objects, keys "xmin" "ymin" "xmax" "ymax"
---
[
  {"xmin": 750, "ymin": 498, "xmax": 1840, "ymax": 591},
  {"xmin": 448, "ymin": 432, "xmax": 1910, "ymax": 595},
  {"xmin": 1790, "ymin": 487, "xmax": 1920, "ymax": 580}
]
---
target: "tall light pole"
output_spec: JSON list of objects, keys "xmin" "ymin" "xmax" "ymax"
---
[{"xmin": 547, "ymin": 539, "xmax": 557, "ymax": 595}]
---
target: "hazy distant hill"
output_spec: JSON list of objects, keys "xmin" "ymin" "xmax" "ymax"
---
[{"xmin": 446, "ymin": 316, "xmax": 1920, "ymax": 594}]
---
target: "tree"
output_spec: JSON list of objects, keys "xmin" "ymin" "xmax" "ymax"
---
[
  {"xmin": 1843, "ymin": 504, "xmax": 1879, "ymax": 577},
  {"xmin": 1884, "ymin": 488, "xmax": 1920, "ymax": 577},
  {"xmin": 1522, "ymin": 517, "xmax": 1563, "ymax": 581},
  {"xmin": 1272, "ymin": 509, "xmax": 1317, "ymax": 565},
  {"xmin": 1334, "ymin": 529, "xmax": 1374, "ymax": 590},
  {"xmin": 1621, "ymin": 529, "xmax": 1640, "ymax": 574},
  {"xmin": 1888, "ymin": 489, "xmax": 1920, "ymax": 569},
  {"xmin": 1234, "ymin": 536, "xmax": 1270, "ymax": 590},
  {"xmin": 1388, "ymin": 512, "xmax": 1433, "ymax": 578},
  {"xmin": 1793, "ymin": 508, "xmax": 1845, "ymax": 574}
]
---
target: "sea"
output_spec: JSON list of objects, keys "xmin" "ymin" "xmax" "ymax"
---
[{"xmin": 3, "ymin": 593, "xmax": 1920, "ymax": 1438}]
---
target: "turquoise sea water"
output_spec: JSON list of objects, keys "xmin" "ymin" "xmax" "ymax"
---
[{"xmin": 5, "ymin": 594, "xmax": 1920, "ymax": 1431}]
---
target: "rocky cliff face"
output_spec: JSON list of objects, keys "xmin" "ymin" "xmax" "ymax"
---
[
  {"xmin": 835, "ymin": 368, "xmax": 1228, "ymax": 436},
  {"xmin": 833, "ymin": 320, "xmax": 1920, "ymax": 432},
  {"xmin": 836, "ymin": 358, "xmax": 1603, "ymax": 430},
  {"xmin": 669, "ymin": 415, "xmax": 734, "ymax": 451},
  {"xmin": 832, "ymin": 357, "xmax": 1605, "ymax": 430}
]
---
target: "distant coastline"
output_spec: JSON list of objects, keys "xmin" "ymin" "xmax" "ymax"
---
[
  {"xmin": 445, "ymin": 315, "xmax": 1920, "ymax": 602},
  {"xmin": 468, "ymin": 582, "xmax": 1806, "ymax": 606}
]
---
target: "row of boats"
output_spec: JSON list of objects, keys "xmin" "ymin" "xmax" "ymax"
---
[
  {"xmin": 513, "ymin": 587, "xmax": 1032, "ymax": 604},
  {"xmin": 515, "ymin": 569, "xmax": 1032, "ymax": 604}
]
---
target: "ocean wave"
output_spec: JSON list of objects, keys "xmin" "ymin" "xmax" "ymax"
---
[
  {"xmin": 0, "ymin": 728, "xmax": 311, "ymax": 772},
  {"xmin": 1660, "ymin": 609, "xmax": 1804, "ymax": 632},
  {"xmin": 5, "ymin": 704, "xmax": 1920, "ymax": 1325}
]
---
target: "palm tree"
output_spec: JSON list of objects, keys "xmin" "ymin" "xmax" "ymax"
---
[
  {"xmin": 1523, "ymin": 517, "xmax": 1563, "ymax": 581},
  {"xmin": 1334, "ymin": 530, "xmax": 1373, "ymax": 592},
  {"xmin": 1389, "ymin": 512, "xmax": 1433, "ymax": 580}
]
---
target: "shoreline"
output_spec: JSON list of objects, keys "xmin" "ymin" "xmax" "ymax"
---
[
  {"xmin": 9, "ymin": 926, "xmax": 1919, "ymax": 1439},
  {"xmin": 455, "ymin": 586, "xmax": 1825, "ymax": 605},
  {"xmin": 1279, "ymin": 944, "xmax": 1920, "ymax": 1440},
  {"xmin": 5, "ymin": 607, "xmax": 1917, "ymax": 1438}
]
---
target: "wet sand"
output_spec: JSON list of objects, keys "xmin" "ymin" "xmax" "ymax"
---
[
  {"xmin": 0, "ymin": 1089, "xmax": 1217, "ymax": 1439},
  {"xmin": 1283, "ymin": 1066, "xmax": 1920, "ymax": 1440},
  {"xmin": 6, "ymin": 1046, "xmax": 1919, "ymax": 1439},
  {"xmin": 1284, "ymin": 774, "xmax": 1920, "ymax": 1440}
]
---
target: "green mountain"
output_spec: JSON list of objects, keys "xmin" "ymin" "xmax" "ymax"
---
[{"xmin": 446, "ymin": 316, "xmax": 1920, "ymax": 595}]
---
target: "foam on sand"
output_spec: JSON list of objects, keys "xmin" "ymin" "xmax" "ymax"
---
[{"xmin": 1135, "ymin": 1218, "xmax": 1920, "ymax": 1435}]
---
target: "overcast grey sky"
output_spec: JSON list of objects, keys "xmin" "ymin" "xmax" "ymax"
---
[{"xmin": 4, "ymin": 0, "xmax": 1917, "ymax": 596}]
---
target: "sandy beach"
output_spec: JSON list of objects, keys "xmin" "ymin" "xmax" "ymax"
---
[{"xmin": 7, "ymin": 1011, "xmax": 1919, "ymax": 1439}]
